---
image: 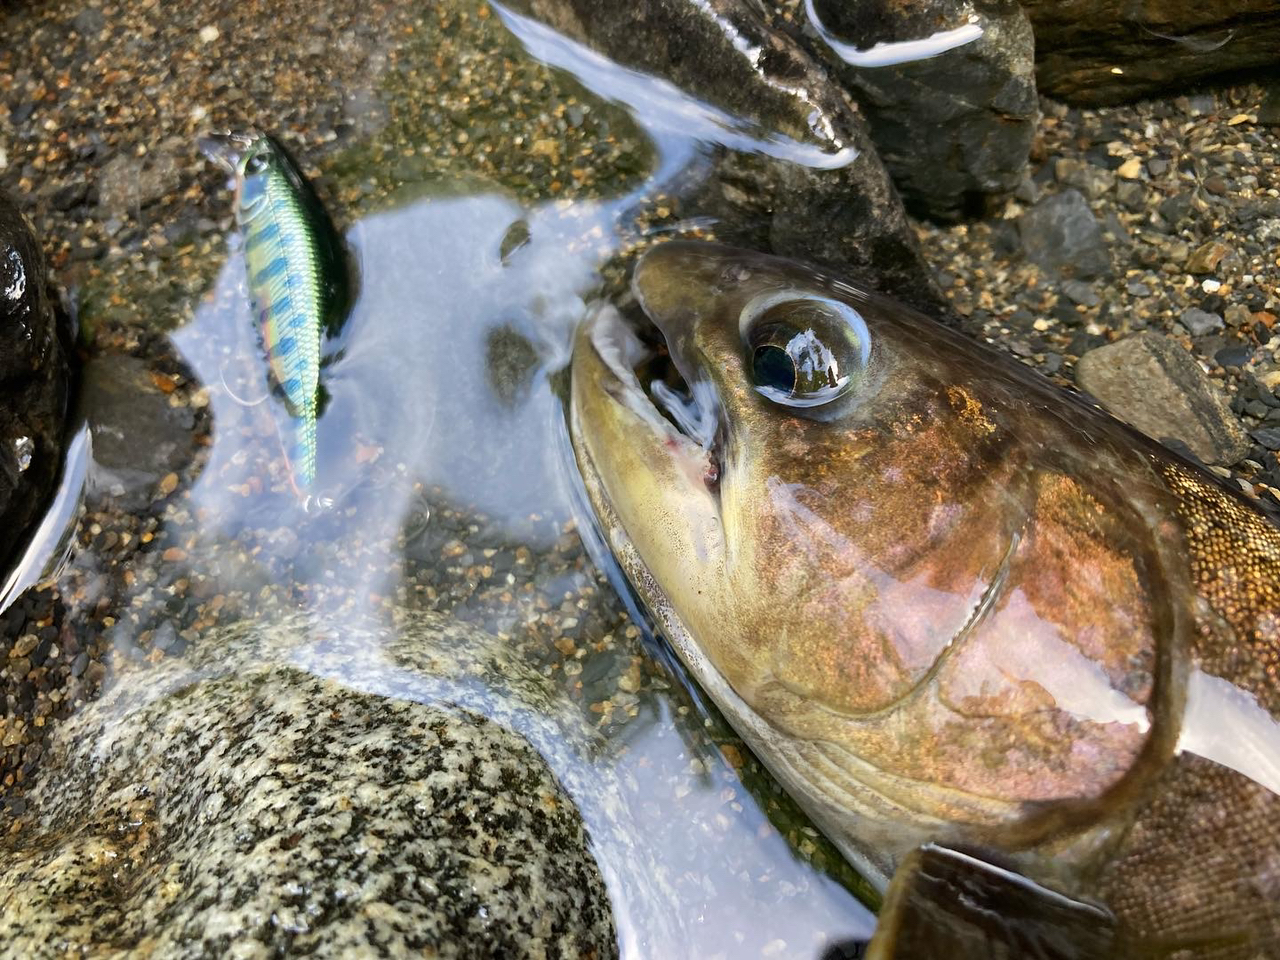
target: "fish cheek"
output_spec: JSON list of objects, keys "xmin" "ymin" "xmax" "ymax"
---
[{"xmin": 930, "ymin": 473, "xmax": 1160, "ymax": 803}]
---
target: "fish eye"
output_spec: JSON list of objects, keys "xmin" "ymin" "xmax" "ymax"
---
[
  {"xmin": 741, "ymin": 295, "xmax": 870, "ymax": 408},
  {"xmin": 244, "ymin": 153, "xmax": 270, "ymax": 175}
]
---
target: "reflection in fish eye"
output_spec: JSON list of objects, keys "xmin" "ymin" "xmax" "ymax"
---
[{"xmin": 742, "ymin": 294, "xmax": 870, "ymax": 408}]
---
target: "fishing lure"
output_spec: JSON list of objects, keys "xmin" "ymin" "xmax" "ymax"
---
[{"xmin": 200, "ymin": 130, "xmax": 352, "ymax": 502}]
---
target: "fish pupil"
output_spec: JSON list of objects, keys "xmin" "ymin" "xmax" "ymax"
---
[{"xmin": 752, "ymin": 344, "xmax": 796, "ymax": 395}]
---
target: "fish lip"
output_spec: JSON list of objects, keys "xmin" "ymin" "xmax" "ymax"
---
[{"xmin": 197, "ymin": 130, "xmax": 260, "ymax": 173}]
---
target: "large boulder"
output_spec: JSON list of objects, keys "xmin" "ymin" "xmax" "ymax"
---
[
  {"xmin": 1022, "ymin": 0, "xmax": 1280, "ymax": 104},
  {"xmin": 502, "ymin": 0, "xmax": 949, "ymax": 313},
  {"xmin": 794, "ymin": 0, "xmax": 1038, "ymax": 221},
  {"xmin": 0, "ymin": 612, "xmax": 619, "ymax": 959},
  {"xmin": 0, "ymin": 192, "xmax": 73, "ymax": 579}
]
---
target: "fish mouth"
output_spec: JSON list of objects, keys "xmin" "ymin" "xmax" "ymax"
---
[
  {"xmin": 581, "ymin": 293, "xmax": 725, "ymax": 495},
  {"xmin": 197, "ymin": 131, "xmax": 260, "ymax": 174}
]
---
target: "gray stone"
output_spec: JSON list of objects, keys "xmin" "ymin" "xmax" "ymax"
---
[
  {"xmin": 1018, "ymin": 189, "xmax": 1110, "ymax": 279},
  {"xmin": 1062, "ymin": 279, "xmax": 1100, "ymax": 307},
  {"xmin": 1022, "ymin": 0, "xmax": 1280, "ymax": 105},
  {"xmin": 0, "ymin": 190, "xmax": 73, "ymax": 577},
  {"xmin": 96, "ymin": 149, "xmax": 183, "ymax": 215},
  {"xmin": 0, "ymin": 612, "xmax": 619, "ymax": 959},
  {"xmin": 1075, "ymin": 332, "xmax": 1251, "ymax": 465},
  {"xmin": 503, "ymin": 0, "xmax": 947, "ymax": 314},
  {"xmin": 80, "ymin": 354, "xmax": 196, "ymax": 508},
  {"xmin": 797, "ymin": 0, "xmax": 1038, "ymax": 222},
  {"xmin": 1179, "ymin": 307, "xmax": 1225, "ymax": 337}
]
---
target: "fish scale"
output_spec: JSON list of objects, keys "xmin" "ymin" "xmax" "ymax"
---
[{"xmin": 240, "ymin": 167, "xmax": 322, "ymax": 488}]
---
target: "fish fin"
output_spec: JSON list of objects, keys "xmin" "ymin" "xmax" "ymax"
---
[
  {"xmin": 865, "ymin": 845, "xmax": 1119, "ymax": 960},
  {"xmin": 315, "ymin": 383, "xmax": 332, "ymax": 419}
]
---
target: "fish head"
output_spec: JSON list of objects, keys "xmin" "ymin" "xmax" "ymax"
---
[
  {"xmin": 570, "ymin": 241, "xmax": 1166, "ymax": 859},
  {"xmin": 198, "ymin": 131, "xmax": 279, "ymax": 182}
]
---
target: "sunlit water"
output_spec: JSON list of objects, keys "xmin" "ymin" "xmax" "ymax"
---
[{"xmin": 4, "ymin": 1, "xmax": 881, "ymax": 957}]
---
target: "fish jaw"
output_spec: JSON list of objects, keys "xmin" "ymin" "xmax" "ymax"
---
[{"xmin": 197, "ymin": 131, "xmax": 261, "ymax": 177}]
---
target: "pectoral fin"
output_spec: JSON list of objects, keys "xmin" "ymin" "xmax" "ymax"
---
[{"xmin": 866, "ymin": 844, "xmax": 1117, "ymax": 960}]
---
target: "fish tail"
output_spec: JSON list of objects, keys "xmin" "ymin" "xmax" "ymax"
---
[{"xmin": 289, "ymin": 408, "xmax": 318, "ymax": 494}]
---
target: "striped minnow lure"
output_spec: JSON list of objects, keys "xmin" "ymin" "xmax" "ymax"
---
[{"xmin": 200, "ymin": 131, "xmax": 352, "ymax": 504}]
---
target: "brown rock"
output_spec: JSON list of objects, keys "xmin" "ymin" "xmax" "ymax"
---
[
  {"xmin": 1186, "ymin": 240, "xmax": 1232, "ymax": 275},
  {"xmin": 1022, "ymin": 0, "xmax": 1280, "ymax": 105}
]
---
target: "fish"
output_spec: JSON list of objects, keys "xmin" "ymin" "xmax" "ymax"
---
[
  {"xmin": 200, "ymin": 131, "xmax": 352, "ymax": 501},
  {"xmin": 568, "ymin": 241, "xmax": 1280, "ymax": 958}
]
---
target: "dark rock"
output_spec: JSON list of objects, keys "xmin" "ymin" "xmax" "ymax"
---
[
  {"xmin": 1156, "ymin": 192, "xmax": 1193, "ymax": 230},
  {"xmin": 1061, "ymin": 279, "xmax": 1100, "ymax": 307},
  {"xmin": 1261, "ymin": 81, "xmax": 1280, "ymax": 126},
  {"xmin": 1114, "ymin": 179, "xmax": 1146, "ymax": 212},
  {"xmin": 1075, "ymin": 331, "xmax": 1251, "ymax": 465},
  {"xmin": 1179, "ymin": 307, "xmax": 1224, "ymax": 337},
  {"xmin": 1018, "ymin": 189, "xmax": 1110, "ymax": 279},
  {"xmin": 1252, "ymin": 428, "xmax": 1280, "ymax": 451},
  {"xmin": 503, "ymin": 0, "xmax": 947, "ymax": 313},
  {"xmin": 0, "ymin": 191, "xmax": 74, "ymax": 580},
  {"xmin": 80, "ymin": 355, "xmax": 196, "ymax": 509},
  {"xmin": 1022, "ymin": 0, "xmax": 1280, "ymax": 105},
  {"xmin": 794, "ymin": 0, "xmax": 1038, "ymax": 222},
  {"xmin": 50, "ymin": 181, "xmax": 92, "ymax": 212},
  {"xmin": 1215, "ymin": 344, "xmax": 1253, "ymax": 368}
]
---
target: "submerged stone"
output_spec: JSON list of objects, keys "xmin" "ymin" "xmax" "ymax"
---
[
  {"xmin": 0, "ymin": 612, "xmax": 618, "ymax": 959},
  {"xmin": 1075, "ymin": 331, "xmax": 1251, "ymax": 465},
  {"xmin": 1018, "ymin": 189, "xmax": 1111, "ymax": 279}
]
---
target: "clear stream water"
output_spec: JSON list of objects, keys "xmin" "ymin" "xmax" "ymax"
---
[{"xmin": 5, "ymin": 1, "xmax": 885, "ymax": 956}]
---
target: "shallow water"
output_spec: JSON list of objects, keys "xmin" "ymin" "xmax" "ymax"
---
[{"xmin": 2, "ymin": 0, "xmax": 883, "ymax": 955}]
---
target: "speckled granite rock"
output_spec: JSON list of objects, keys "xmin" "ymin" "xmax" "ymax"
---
[
  {"xmin": 0, "ymin": 612, "xmax": 619, "ymax": 959},
  {"xmin": 1022, "ymin": 0, "xmax": 1280, "ymax": 105},
  {"xmin": 1075, "ymin": 332, "xmax": 1251, "ymax": 466},
  {"xmin": 797, "ymin": 0, "xmax": 1038, "ymax": 221},
  {"xmin": 0, "ymin": 190, "xmax": 73, "ymax": 576},
  {"xmin": 502, "ymin": 0, "xmax": 947, "ymax": 313}
]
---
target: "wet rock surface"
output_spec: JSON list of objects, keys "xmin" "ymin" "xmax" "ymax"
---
[
  {"xmin": 0, "ymin": 192, "xmax": 73, "ymax": 577},
  {"xmin": 1022, "ymin": 0, "xmax": 1280, "ymax": 105},
  {"xmin": 80, "ymin": 353, "xmax": 198, "ymax": 510},
  {"xmin": 795, "ymin": 0, "xmax": 1038, "ymax": 221},
  {"xmin": 505, "ymin": 0, "xmax": 948, "ymax": 312},
  {"xmin": 0, "ymin": 612, "xmax": 618, "ymax": 959},
  {"xmin": 1075, "ymin": 332, "xmax": 1252, "ymax": 465}
]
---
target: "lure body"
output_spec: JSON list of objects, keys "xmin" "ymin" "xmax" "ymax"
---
[{"xmin": 201, "ymin": 132, "xmax": 350, "ymax": 495}]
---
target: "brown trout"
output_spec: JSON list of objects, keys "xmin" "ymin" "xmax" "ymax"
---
[{"xmin": 568, "ymin": 241, "xmax": 1280, "ymax": 958}]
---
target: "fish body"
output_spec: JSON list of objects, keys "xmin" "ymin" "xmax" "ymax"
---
[
  {"xmin": 568, "ymin": 242, "xmax": 1280, "ymax": 958},
  {"xmin": 201, "ymin": 132, "xmax": 350, "ymax": 495}
]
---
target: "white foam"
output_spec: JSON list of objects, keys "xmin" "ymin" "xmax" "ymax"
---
[{"xmin": 805, "ymin": 0, "xmax": 983, "ymax": 68}]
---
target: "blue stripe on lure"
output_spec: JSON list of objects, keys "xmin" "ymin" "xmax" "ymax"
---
[{"xmin": 199, "ymin": 130, "xmax": 353, "ymax": 504}]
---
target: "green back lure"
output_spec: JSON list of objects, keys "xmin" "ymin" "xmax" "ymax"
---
[{"xmin": 200, "ymin": 131, "xmax": 352, "ymax": 501}]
